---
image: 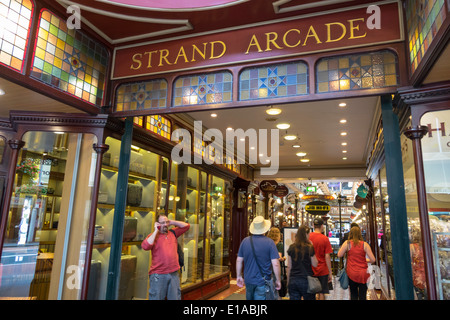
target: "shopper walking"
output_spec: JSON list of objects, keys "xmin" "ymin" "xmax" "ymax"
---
[
  {"xmin": 141, "ymin": 214, "xmax": 190, "ymax": 300},
  {"xmin": 309, "ymin": 217, "xmax": 333, "ymax": 300},
  {"xmin": 236, "ymin": 216, "xmax": 282, "ymax": 300},
  {"xmin": 286, "ymin": 225, "xmax": 318, "ymax": 300},
  {"xmin": 337, "ymin": 226, "xmax": 376, "ymax": 300}
]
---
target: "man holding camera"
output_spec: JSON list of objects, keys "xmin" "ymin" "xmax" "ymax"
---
[{"xmin": 141, "ymin": 214, "xmax": 190, "ymax": 300}]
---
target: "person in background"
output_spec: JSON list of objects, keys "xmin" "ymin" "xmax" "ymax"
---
[
  {"xmin": 141, "ymin": 214, "xmax": 190, "ymax": 300},
  {"xmin": 309, "ymin": 217, "xmax": 333, "ymax": 300},
  {"xmin": 267, "ymin": 227, "xmax": 285, "ymax": 262},
  {"xmin": 236, "ymin": 216, "xmax": 281, "ymax": 300},
  {"xmin": 337, "ymin": 226, "xmax": 376, "ymax": 300},
  {"xmin": 340, "ymin": 222, "xmax": 359, "ymax": 245},
  {"xmin": 286, "ymin": 225, "xmax": 318, "ymax": 300}
]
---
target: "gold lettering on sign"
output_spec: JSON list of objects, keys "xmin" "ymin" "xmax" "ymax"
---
[
  {"xmin": 265, "ymin": 32, "xmax": 284, "ymax": 51},
  {"xmin": 210, "ymin": 41, "xmax": 226, "ymax": 59},
  {"xmin": 325, "ymin": 22, "xmax": 347, "ymax": 43},
  {"xmin": 130, "ymin": 53, "xmax": 142, "ymax": 70},
  {"xmin": 303, "ymin": 26, "xmax": 322, "ymax": 46},
  {"xmin": 348, "ymin": 18, "xmax": 367, "ymax": 39},
  {"xmin": 283, "ymin": 29, "xmax": 301, "ymax": 48},
  {"xmin": 245, "ymin": 35, "xmax": 263, "ymax": 54}
]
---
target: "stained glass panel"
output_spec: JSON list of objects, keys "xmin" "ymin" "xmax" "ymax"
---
[
  {"xmin": 173, "ymin": 71, "xmax": 232, "ymax": 107},
  {"xmin": 316, "ymin": 51, "xmax": 399, "ymax": 93},
  {"xmin": 30, "ymin": 9, "xmax": 108, "ymax": 106},
  {"xmin": 239, "ymin": 61, "xmax": 308, "ymax": 101},
  {"xmin": 406, "ymin": 0, "xmax": 446, "ymax": 74},
  {"xmin": 0, "ymin": 0, "xmax": 33, "ymax": 72},
  {"xmin": 146, "ymin": 115, "xmax": 171, "ymax": 139},
  {"xmin": 115, "ymin": 79, "xmax": 168, "ymax": 112}
]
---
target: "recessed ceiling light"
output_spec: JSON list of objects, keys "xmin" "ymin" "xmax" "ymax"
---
[
  {"xmin": 340, "ymin": 119, "xmax": 347, "ymax": 124},
  {"xmin": 211, "ymin": 113, "xmax": 217, "ymax": 118},
  {"xmin": 292, "ymin": 145, "xmax": 301, "ymax": 148},
  {"xmin": 341, "ymin": 142, "xmax": 348, "ymax": 146},
  {"xmin": 340, "ymin": 132, "xmax": 347, "ymax": 136},
  {"xmin": 240, "ymin": 138, "xmax": 245, "ymax": 141},
  {"xmin": 276, "ymin": 123, "xmax": 291, "ymax": 130},
  {"xmin": 300, "ymin": 159, "xmax": 310, "ymax": 163},
  {"xmin": 342, "ymin": 150, "xmax": 347, "ymax": 153},
  {"xmin": 342, "ymin": 157, "xmax": 348, "ymax": 160},
  {"xmin": 296, "ymin": 152, "xmax": 307, "ymax": 157},
  {"xmin": 284, "ymin": 135, "xmax": 297, "ymax": 141},
  {"xmin": 226, "ymin": 127, "xmax": 233, "ymax": 131},
  {"xmin": 266, "ymin": 107, "xmax": 282, "ymax": 116},
  {"xmin": 0, "ymin": 89, "xmax": 5, "ymax": 95},
  {"xmin": 339, "ymin": 102, "xmax": 347, "ymax": 107}
]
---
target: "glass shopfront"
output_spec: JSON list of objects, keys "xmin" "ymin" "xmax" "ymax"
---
[
  {"xmin": 90, "ymin": 134, "xmax": 232, "ymax": 300},
  {"xmin": 0, "ymin": 131, "xmax": 98, "ymax": 299},
  {"xmin": 419, "ymin": 110, "xmax": 450, "ymax": 300}
]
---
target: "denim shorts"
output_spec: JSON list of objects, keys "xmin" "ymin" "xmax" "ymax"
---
[
  {"xmin": 245, "ymin": 283, "xmax": 267, "ymax": 300},
  {"xmin": 148, "ymin": 271, "xmax": 181, "ymax": 300}
]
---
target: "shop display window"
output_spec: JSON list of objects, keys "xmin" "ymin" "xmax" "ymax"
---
[
  {"xmin": 316, "ymin": 50, "xmax": 399, "ymax": 93},
  {"xmin": 114, "ymin": 79, "xmax": 168, "ymax": 112},
  {"xmin": 406, "ymin": 0, "xmax": 447, "ymax": 74},
  {"xmin": 239, "ymin": 61, "xmax": 308, "ymax": 101},
  {"xmin": 0, "ymin": 0, "xmax": 33, "ymax": 72},
  {"xmin": 379, "ymin": 166, "xmax": 396, "ymax": 299},
  {"xmin": 420, "ymin": 110, "xmax": 450, "ymax": 300},
  {"xmin": 173, "ymin": 71, "xmax": 233, "ymax": 107},
  {"xmin": 0, "ymin": 131, "xmax": 98, "ymax": 300},
  {"xmin": 30, "ymin": 9, "xmax": 108, "ymax": 106}
]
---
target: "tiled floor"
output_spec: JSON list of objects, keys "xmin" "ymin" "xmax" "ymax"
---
[{"xmin": 208, "ymin": 277, "xmax": 380, "ymax": 300}]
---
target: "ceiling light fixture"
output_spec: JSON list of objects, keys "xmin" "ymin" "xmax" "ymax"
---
[
  {"xmin": 284, "ymin": 134, "xmax": 297, "ymax": 141},
  {"xmin": 339, "ymin": 102, "xmax": 347, "ymax": 107},
  {"xmin": 211, "ymin": 113, "xmax": 217, "ymax": 118},
  {"xmin": 340, "ymin": 132, "xmax": 347, "ymax": 136},
  {"xmin": 226, "ymin": 127, "xmax": 233, "ymax": 131},
  {"xmin": 340, "ymin": 119, "xmax": 347, "ymax": 124},
  {"xmin": 300, "ymin": 159, "xmax": 310, "ymax": 163},
  {"xmin": 292, "ymin": 145, "xmax": 301, "ymax": 148},
  {"xmin": 266, "ymin": 106, "xmax": 282, "ymax": 116},
  {"xmin": 0, "ymin": 89, "xmax": 5, "ymax": 95},
  {"xmin": 276, "ymin": 123, "xmax": 290, "ymax": 130},
  {"xmin": 342, "ymin": 157, "xmax": 348, "ymax": 160},
  {"xmin": 341, "ymin": 142, "xmax": 348, "ymax": 146},
  {"xmin": 296, "ymin": 152, "xmax": 307, "ymax": 157}
]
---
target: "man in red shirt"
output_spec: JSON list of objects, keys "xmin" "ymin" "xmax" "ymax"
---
[
  {"xmin": 309, "ymin": 217, "xmax": 333, "ymax": 300},
  {"xmin": 141, "ymin": 214, "xmax": 190, "ymax": 300}
]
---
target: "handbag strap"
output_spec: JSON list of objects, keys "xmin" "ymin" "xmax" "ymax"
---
[{"xmin": 250, "ymin": 236, "xmax": 269, "ymax": 280}]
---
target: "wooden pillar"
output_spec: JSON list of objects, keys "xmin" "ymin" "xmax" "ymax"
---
[
  {"xmin": 80, "ymin": 142, "xmax": 109, "ymax": 300},
  {"xmin": 404, "ymin": 125, "xmax": 437, "ymax": 300}
]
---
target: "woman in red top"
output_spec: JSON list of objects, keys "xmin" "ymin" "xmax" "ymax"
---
[{"xmin": 338, "ymin": 226, "xmax": 376, "ymax": 300}]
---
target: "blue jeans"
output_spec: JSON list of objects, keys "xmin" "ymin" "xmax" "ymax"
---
[
  {"xmin": 288, "ymin": 277, "xmax": 315, "ymax": 300},
  {"xmin": 245, "ymin": 283, "xmax": 267, "ymax": 300},
  {"xmin": 148, "ymin": 271, "xmax": 181, "ymax": 300}
]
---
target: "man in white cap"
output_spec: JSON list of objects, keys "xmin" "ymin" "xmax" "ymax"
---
[{"xmin": 236, "ymin": 216, "xmax": 282, "ymax": 300}]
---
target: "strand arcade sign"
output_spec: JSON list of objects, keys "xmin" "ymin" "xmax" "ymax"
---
[{"xmin": 112, "ymin": 1, "xmax": 403, "ymax": 79}]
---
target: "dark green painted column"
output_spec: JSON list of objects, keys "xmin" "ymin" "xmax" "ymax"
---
[
  {"xmin": 106, "ymin": 117, "xmax": 133, "ymax": 300},
  {"xmin": 380, "ymin": 95, "xmax": 414, "ymax": 300}
]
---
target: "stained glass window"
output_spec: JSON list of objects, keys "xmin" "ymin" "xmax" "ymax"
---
[
  {"xmin": 30, "ymin": 9, "xmax": 108, "ymax": 106},
  {"xmin": 173, "ymin": 71, "xmax": 232, "ymax": 107},
  {"xmin": 146, "ymin": 115, "xmax": 171, "ymax": 139},
  {"xmin": 239, "ymin": 62, "xmax": 308, "ymax": 101},
  {"xmin": 133, "ymin": 116, "xmax": 144, "ymax": 127},
  {"xmin": 0, "ymin": 0, "xmax": 33, "ymax": 72},
  {"xmin": 115, "ymin": 79, "xmax": 168, "ymax": 112},
  {"xmin": 316, "ymin": 51, "xmax": 399, "ymax": 93},
  {"xmin": 406, "ymin": 0, "xmax": 446, "ymax": 74}
]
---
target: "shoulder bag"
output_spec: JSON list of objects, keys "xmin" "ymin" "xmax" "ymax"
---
[
  {"xmin": 250, "ymin": 236, "xmax": 279, "ymax": 300},
  {"xmin": 337, "ymin": 241, "xmax": 350, "ymax": 289}
]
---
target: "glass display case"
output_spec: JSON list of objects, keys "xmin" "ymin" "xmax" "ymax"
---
[{"xmin": 0, "ymin": 131, "xmax": 97, "ymax": 300}]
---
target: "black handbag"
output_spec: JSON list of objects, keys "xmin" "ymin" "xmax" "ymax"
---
[
  {"xmin": 279, "ymin": 260, "xmax": 288, "ymax": 297},
  {"xmin": 250, "ymin": 236, "xmax": 279, "ymax": 300}
]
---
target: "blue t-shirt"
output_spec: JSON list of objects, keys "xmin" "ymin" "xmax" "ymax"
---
[{"xmin": 237, "ymin": 235, "xmax": 279, "ymax": 286}]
